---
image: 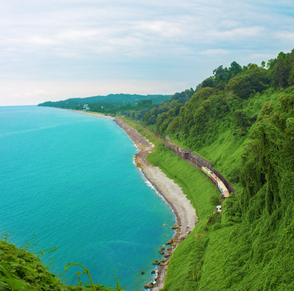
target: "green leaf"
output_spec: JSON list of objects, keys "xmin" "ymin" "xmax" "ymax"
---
[{"xmin": 0, "ymin": 280, "xmax": 10, "ymax": 291}]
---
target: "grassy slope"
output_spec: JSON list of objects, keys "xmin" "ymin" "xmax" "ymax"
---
[
  {"xmin": 121, "ymin": 118, "xmax": 220, "ymax": 220},
  {"xmin": 124, "ymin": 87, "xmax": 294, "ymax": 290},
  {"xmin": 197, "ymin": 88, "xmax": 281, "ymax": 175},
  {"xmin": 121, "ymin": 118, "xmax": 224, "ymax": 290},
  {"xmin": 162, "ymin": 88, "xmax": 294, "ymax": 291}
]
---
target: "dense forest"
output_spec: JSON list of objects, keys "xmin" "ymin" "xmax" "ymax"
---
[
  {"xmin": 38, "ymin": 94, "xmax": 172, "ymax": 115},
  {"xmin": 122, "ymin": 49, "xmax": 294, "ymax": 290}
]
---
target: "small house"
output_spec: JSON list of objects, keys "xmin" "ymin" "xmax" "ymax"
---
[{"xmin": 216, "ymin": 205, "xmax": 222, "ymax": 212}]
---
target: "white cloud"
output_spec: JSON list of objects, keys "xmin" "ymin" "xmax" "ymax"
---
[
  {"xmin": 208, "ymin": 26, "xmax": 265, "ymax": 41},
  {"xmin": 199, "ymin": 49, "xmax": 230, "ymax": 55},
  {"xmin": 135, "ymin": 20, "xmax": 184, "ymax": 38},
  {"xmin": 275, "ymin": 31, "xmax": 294, "ymax": 41},
  {"xmin": 1, "ymin": 0, "xmax": 294, "ymax": 105},
  {"xmin": 28, "ymin": 36, "xmax": 59, "ymax": 45}
]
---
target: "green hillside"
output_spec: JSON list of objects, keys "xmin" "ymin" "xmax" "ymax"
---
[{"xmin": 124, "ymin": 49, "xmax": 294, "ymax": 290}]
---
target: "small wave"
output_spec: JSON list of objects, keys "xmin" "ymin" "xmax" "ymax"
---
[
  {"xmin": 132, "ymin": 156, "xmax": 137, "ymax": 166},
  {"xmin": 138, "ymin": 168, "xmax": 177, "ymax": 223}
]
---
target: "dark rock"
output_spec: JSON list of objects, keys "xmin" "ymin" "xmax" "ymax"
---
[{"xmin": 165, "ymin": 239, "xmax": 173, "ymax": 245}]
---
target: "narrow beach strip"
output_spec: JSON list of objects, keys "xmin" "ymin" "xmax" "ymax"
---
[
  {"xmin": 114, "ymin": 118, "xmax": 197, "ymax": 290},
  {"xmin": 67, "ymin": 109, "xmax": 115, "ymax": 120}
]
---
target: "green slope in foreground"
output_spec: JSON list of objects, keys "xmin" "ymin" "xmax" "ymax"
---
[{"xmin": 0, "ymin": 236, "xmax": 126, "ymax": 290}]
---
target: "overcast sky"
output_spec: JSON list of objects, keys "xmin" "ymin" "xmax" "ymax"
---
[{"xmin": 1, "ymin": 0, "xmax": 294, "ymax": 106}]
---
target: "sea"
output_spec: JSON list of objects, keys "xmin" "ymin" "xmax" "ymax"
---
[{"xmin": 0, "ymin": 106, "xmax": 175, "ymax": 290}]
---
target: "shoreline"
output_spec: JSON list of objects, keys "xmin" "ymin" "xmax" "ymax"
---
[
  {"xmin": 68, "ymin": 110, "xmax": 197, "ymax": 290},
  {"xmin": 114, "ymin": 118, "xmax": 197, "ymax": 290},
  {"xmin": 67, "ymin": 109, "xmax": 115, "ymax": 120}
]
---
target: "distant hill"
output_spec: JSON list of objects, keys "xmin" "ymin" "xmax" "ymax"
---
[{"xmin": 38, "ymin": 93, "xmax": 172, "ymax": 115}]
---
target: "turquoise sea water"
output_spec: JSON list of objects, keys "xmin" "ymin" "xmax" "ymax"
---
[{"xmin": 0, "ymin": 106, "xmax": 175, "ymax": 290}]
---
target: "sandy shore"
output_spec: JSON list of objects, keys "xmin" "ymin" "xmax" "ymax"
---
[
  {"xmin": 143, "ymin": 167, "xmax": 196, "ymax": 237},
  {"xmin": 68, "ymin": 109, "xmax": 115, "ymax": 120},
  {"xmin": 114, "ymin": 118, "xmax": 197, "ymax": 290},
  {"xmin": 142, "ymin": 167, "xmax": 197, "ymax": 290}
]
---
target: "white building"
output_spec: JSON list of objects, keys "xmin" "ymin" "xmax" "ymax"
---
[
  {"xmin": 83, "ymin": 104, "xmax": 90, "ymax": 111},
  {"xmin": 216, "ymin": 205, "xmax": 222, "ymax": 212}
]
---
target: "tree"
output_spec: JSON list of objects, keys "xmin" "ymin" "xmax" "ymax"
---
[
  {"xmin": 143, "ymin": 112, "xmax": 150, "ymax": 123},
  {"xmin": 201, "ymin": 77, "xmax": 214, "ymax": 88},
  {"xmin": 226, "ymin": 66, "xmax": 269, "ymax": 99},
  {"xmin": 229, "ymin": 61, "xmax": 242, "ymax": 77},
  {"xmin": 272, "ymin": 54, "xmax": 290, "ymax": 88}
]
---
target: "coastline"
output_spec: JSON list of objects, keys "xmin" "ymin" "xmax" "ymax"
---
[
  {"xmin": 67, "ymin": 109, "xmax": 115, "ymax": 120},
  {"xmin": 114, "ymin": 118, "xmax": 197, "ymax": 290},
  {"xmin": 68, "ymin": 110, "xmax": 197, "ymax": 289}
]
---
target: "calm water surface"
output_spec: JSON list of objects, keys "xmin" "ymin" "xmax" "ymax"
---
[{"xmin": 0, "ymin": 106, "xmax": 175, "ymax": 290}]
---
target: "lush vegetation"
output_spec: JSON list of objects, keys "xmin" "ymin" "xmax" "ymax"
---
[
  {"xmin": 6, "ymin": 49, "xmax": 294, "ymax": 290},
  {"xmin": 38, "ymin": 94, "xmax": 172, "ymax": 115},
  {"xmin": 123, "ymin": 49, "xmax": 294, "ymax": 290},
  {"xmin": 0, "ymin": 233, "xmax": 125, "ymax": 291}
]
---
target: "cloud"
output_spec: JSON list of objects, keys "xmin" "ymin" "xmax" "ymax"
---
[
  {"xmin": 1, "ymin": 0, "xmax": 294, "ymax": 105},
  {"xmin": 199, "ymin": 49, "xmax": 230, "ymax": 56},
  {"xmin": 28, "ymin": 36, "xmax": 59, "ymax": 45},
  {"xmin": 0, "ymin": 2, "xmax": 266, "ymax": 55},
  {"xmin": 209, "ymin": 26, "xmax": 265, "ymax": 40},
  {"xmin": 275, "ymin": 31, "xmax": 294, "ymax": 41},
  {"xmin": 135, "ymin": 20, "xmax": 184, "ymax": 38}
]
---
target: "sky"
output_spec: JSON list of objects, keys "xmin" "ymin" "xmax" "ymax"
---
[{"xmin": 1, "ymin": 0, "xmax": 294, "ymax": 106}]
